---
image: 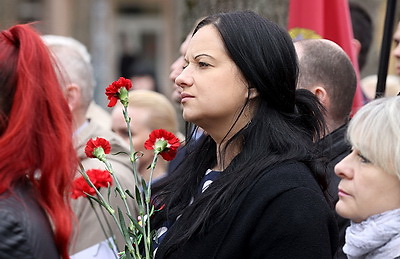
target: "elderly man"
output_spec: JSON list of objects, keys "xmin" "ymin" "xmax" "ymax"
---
[{"xmin": 43, "ymin": 35, "xmax": 138, "ymax": 258}]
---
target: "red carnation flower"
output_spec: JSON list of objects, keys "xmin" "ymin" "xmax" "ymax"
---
[
  {"xmin": 144, "ymin": 129, "xmax": 180, "ymax": 161},
  {"xmin": 105, "ymin": 77, "xmax": 133, "ymax": 107},
  {"xmin": 71, "ymin": 177, "xmax": 96, "ymax": 199},
  {"xmin": 85, "ymin": 137, "xmax": 111, "ymax": 160},
  {"xmin": 71, "ymin": 169, "xmax": 113, "ymax": 199},
  {"xmin": 87, "ymin": 169, "xmax": 113, "ymax": 188}
]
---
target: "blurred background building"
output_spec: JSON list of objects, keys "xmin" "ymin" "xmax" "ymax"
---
[
  {"xmin": 0, "ymin": 0, "xmax": 183, "ymax": 108},
  {"xmin": 0, "ymin": 0, "xmax": 397, "ymax": 108}
]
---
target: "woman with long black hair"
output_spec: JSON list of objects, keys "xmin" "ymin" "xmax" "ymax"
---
[{"xmin": 152, "ymin": 10, "xmax": 338, "ymax": 258}]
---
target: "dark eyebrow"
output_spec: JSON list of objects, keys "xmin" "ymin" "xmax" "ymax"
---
[{"xmin": 194, "ymin": 54, "xmax": 215, "ymax": 60}]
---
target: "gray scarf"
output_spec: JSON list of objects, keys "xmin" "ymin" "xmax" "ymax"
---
[{"xmin": 343, "ymin": 208, "xmax": 400, "ymax": 259}]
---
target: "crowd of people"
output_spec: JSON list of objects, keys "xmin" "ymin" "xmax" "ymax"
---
[{"xmin": 1, "ymin": 5, "xmax": 400, "ymax": 259}]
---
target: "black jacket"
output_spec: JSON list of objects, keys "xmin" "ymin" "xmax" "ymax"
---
[
  {"xmin": 0, "ymin": 181, "xmax": 59, "ymax": 259},
  {"xmin": 156, "ymin": 161, "xmax": 338, "ymax": 258},
  {"xmin": 319, "ymin": 124, "xmax": 351, "ymax": 259}
]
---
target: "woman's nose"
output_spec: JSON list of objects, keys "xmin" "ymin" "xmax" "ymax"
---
[
  {"xmin": 334, "ymin": 152, "xmax": 354, "ymax": 179},
  {"xmin": 175, "ymin": 65, "xmax": 193, "ymax": 88}
]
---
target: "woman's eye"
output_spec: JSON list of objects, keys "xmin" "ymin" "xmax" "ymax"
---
[
  {"xmin": 198, "ymin": 62, "xmax": 210, "ymax": 68},
  {"xmin": 182, "ymin": 64, "xmax": 188, "ymax": 69},
  {"xmin": 357, "ymin": 153, "xmax": 371, "ymax": 163}
]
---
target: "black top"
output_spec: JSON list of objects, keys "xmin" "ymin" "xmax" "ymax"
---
[
  {"xmin": 318, "ymin": 123, "xmax": 351, "ymax": 259},
  {"xmin": 155, "ymin": 161, "xmax": 338, "ymax": 259},
  {"xmin": 0, "ymin": 181, "xmax": 59, "ymax": 259}
]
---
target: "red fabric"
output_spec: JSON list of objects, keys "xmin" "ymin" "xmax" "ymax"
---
[{"xmin": 288, "ymin": 0, "xmax": 364, "ymax": 114}]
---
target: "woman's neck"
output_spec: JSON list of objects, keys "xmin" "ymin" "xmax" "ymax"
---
[{"xmin": 213, "ymin": 138, "xmax": 242, "ymax": 171}]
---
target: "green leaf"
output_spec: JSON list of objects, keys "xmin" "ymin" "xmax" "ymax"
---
[
  {"xmin": 86, "ymin": 193, "xmax": 104, "ymax": 206},
  {"xmin": 149, "ymin": 205, "xmax": 155, "ymax": 217},
  {"xmin": 118, "ymin": 208, "xmax": 130, "ymax": 243},
  {"xmin": 107, "ymin": 183, "xmax": 112, "ymax": 202},
  {"xmin": 114, "ymin": 187, "xmax": 119, "ymax": 198},
  {"xmin": 86, "ymin": 194, "xmax": 115, "ymax": 215},
  {"xmin": 127, "ymin": 213, "xmax": 144, "ymax": 234},
  {"xmin": 141, "ymin": 179, "xmax": 148, "ymax": 196},
  {"xmin": 125, "ymin": 189, "xmax": 135, "ymax": 200},
  {"xmin": 112, "ymin": 151, "xmax": 129, "ymax": 156},
  {"xmin": 135, "ymin": 186, "xmax": 142, "ymax": 207}
]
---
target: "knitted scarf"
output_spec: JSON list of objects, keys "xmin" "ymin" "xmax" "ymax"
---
[{"xmin": 343, "ymin": 208, "xmax": 400, "ymax": 259}]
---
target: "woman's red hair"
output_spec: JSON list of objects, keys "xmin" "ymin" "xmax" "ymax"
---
[{"xmin": 0, "ymin": 24, "xmax": 77, "ymax": 258}]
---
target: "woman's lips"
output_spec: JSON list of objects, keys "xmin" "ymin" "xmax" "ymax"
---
[
  {"xmin": 181, "ymin": 93, "xmax": 194, "ymax": 103},
  {"xmin": 338, "ymin": 188, "xmax": 350, "ymax": 197}
]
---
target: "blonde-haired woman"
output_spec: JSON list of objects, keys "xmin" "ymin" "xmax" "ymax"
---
[
  {"xmin": 111, "ymin": 89, "xmax": 182, "ymax": 183},
  {"xmin": 335, "ymin": 96, "xmax": 400, "ymax": 258}
]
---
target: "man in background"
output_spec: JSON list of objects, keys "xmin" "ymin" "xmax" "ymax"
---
[
  {"xmin": 43, "ymin": 35, "xmax": 138, "ymax": 258},
  {"xmin": 392, "ymin": 21, "xmax": 400, "ymax": 76},
  {"xmin": 295, "ymin": 39, "xmax": 357, "ymax": 259}
]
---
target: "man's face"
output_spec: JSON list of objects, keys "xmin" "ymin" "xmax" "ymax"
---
[{"xmin": 392, "ymin": 22, "xmax": 400, "ymax": 75}]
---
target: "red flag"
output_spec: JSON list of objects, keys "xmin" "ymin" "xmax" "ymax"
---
[{"xmin": 288, "ymin": 0, "xmax": 364, "ymax": 115}]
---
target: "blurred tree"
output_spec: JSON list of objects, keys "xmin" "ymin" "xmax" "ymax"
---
[{"xmin": 182, "ymin": 0, "xmax": 289, "ymax": 35}]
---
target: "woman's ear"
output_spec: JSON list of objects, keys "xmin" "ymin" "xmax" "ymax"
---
[{"xmin": 248, "ymin": 87, "xmax": 260, "ymax": 99}]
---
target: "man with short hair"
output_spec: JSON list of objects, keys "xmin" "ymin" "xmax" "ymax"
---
[{"xmin": 295, "ymin": 39, "xmax": 357, "ymax": 259}]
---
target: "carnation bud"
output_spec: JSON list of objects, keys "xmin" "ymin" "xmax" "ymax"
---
[
  {"xmin": 93, "ymin": 147, "xmax": 107, "ymax": 161},
  {"xmin": 119, "ymin": 87, "xmax": 129, "ymax": 107},
  {"xmin": 154, "ymin": 139, "xmax": 168, "ymax": 153}
]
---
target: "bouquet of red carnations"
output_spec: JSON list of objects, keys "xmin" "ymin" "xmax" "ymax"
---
[{"xmin": 71, "ymin": 77, "xmax": 180, "ymax": 259}]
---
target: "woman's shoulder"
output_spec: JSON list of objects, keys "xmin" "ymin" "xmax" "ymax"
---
[
  {"xmin": 261, "ymin": 160, "xmax": 317, "ymax": 181},
  {"xmin": 240, "ymin": 160, "xmax": 335, "ymax": 232},
  {"xmin": 0, "ymin": 184, "xmax": 59, "ymax": 258},
  {"xmin": 0, "ymin": 183, "xmax": 36, "ymax": 217},
  {"xmin": 249, "ymin": 160, "xmax": 324, "ymax": 200}
]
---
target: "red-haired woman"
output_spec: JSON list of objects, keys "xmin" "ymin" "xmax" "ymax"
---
[{"xmin": 0, "ymin": 24, "xmax": 77, "ymax": 259}]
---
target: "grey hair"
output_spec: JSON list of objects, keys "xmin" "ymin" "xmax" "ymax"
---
[
  {"xmin": 42, "ymin": 35, "xmax": 95, "ymax": 111},
  {"xmin": 347, "ymin": 96, "xmax": 400, "ymax": 179}
]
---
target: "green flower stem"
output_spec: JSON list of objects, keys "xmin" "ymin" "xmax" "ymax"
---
[
  {"xmin": 80, "ymin": 171, "xmax": 133, "ymax": 254},
  {"xmin": 146, "ymin": 152, "xmax": 158, "ymax": 202},
  {"xmin": 89, "ymin": 198, "xmax": 118, "ymax": 259},
  {"xmin": 142, "ymin": 152, "xmax": 159, "ymax": 259},
  {"xmin": 122, "ymin": 106, "xmax": 145, "ymax": 257},
  {"xmin": 102, "ymin": 159, "xmax": 132, "ymax": 217},
  {"xmin": 122, "ymin": 105, "xmax": 153, "ymax": 258},
  {"xmin": 123, "ymin": 106, "xmax": 142, "ymax": 190},
  {"xmin": 81, "ymin": 167, "xmax": 136, "ymax": 255},
  {"xmin": 123, "ymin": 107, "xmax": 136, "ymax": 166},
  {"xmin": 101, "ymin": 161, "xmax": 139, "ymax": 258}
]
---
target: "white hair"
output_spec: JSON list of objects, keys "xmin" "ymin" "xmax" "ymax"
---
[
  {"xmin": 348, "ymin": 96, "xmax": 400, "ymax": 179},
  {"xmin": 42, "ymin": 35, "xmax": 95, "ymax": 110}
]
